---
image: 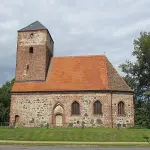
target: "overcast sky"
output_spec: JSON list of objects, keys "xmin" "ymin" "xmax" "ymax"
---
[{"xmin": 0, "ymin": 0, "xmax": 150, "ymax": 86}]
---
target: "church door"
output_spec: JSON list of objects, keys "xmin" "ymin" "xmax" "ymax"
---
[
  {"xmin": 14, "ymin": 115, "xmax": 20, "ymax": 126},
  {"xmin": 55, "ymin": 114, "xmax": 62, "ymax": 126}
]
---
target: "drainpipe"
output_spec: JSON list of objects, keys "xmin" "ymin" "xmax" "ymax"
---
[{"xmin": 110, "ymin": 91, "xmax": 113, "ymax": 128}]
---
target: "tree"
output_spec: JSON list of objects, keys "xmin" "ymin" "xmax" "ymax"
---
[
  {"xmin": 119, "ymin": 32, "xmax": 150, "ymax": 128},
  {"xmin": 0, "ymin": 79, "xmax": 14, "ymax": 122}
]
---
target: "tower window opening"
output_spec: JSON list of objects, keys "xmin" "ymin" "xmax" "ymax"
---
[
  {"xmin": 30, "ymin": 33, "xmax": 33, "ymax": 38},
  {"xmin": 27, "ymin": 64, "xmax": 29, "ymax": 71},
  {"xmin": 29, "ymin": 47, "xmax": 33, "ymax": 53}
]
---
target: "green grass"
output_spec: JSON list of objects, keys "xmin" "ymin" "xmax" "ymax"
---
[{"xmin": 0, "ymin": 127, "xmax": 150, "ymax": 142}]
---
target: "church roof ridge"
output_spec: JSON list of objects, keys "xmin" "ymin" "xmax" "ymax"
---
[{"xmin": 53, "ymin": 54, "xmax": 106, "ymax": 59}]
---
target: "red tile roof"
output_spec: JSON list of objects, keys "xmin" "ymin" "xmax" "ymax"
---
[{"xmin": 12, "ymin": 55, "xmax": 132, "ymax": 92}]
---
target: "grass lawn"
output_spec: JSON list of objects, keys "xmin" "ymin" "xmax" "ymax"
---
[{"xmin": 0, "ymin": 127, "xmax": 150, "ymax": 142}]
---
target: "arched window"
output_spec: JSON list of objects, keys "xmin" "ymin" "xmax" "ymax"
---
[
  {"xmin": 29, "ymin": 47, "xmax": 33, "ymax": 53},
  {"xmin": 72, "ymin": 101, "xmax": 80, "ymax": 115},
  {"xmin": 118, "ymin": 101, "xmax": 125, "ymax": 116},
  {"xmin": 93, "ymin": 100, "xmax": 102, "ymax": 115}
]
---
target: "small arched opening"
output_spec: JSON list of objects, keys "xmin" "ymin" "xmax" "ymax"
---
[
  {"xmin": 14, "ymin": 115, "xmax": 20, "ymax": 126},
  {"xmin": 71, "ymin": 101, "xmax": 80, "ymax": 115},
  {"xmin": 118, "ymin": 101, "xmax": 125, "ymax": 116},
  {"xmin": 93, "ymin": 100, "xmax": 102, "ymax": 115}
]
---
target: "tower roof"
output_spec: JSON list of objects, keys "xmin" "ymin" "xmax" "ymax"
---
[{"xmin": 18, "ymin": 21, "xmax": 47, "ymax": 32}]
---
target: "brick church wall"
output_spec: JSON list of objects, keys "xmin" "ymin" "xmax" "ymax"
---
[{"xmin": 10, "ymin": 92, "xmax": 134, "ymax": 128}]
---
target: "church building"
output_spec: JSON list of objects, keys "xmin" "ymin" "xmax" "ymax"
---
[{"xmin": 10, "ymin": 21, "xmax": 134, "ymax": 128}]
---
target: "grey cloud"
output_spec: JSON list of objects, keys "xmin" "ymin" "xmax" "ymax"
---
[
  {"xmin": 0, "ymin": 66, "xmax": 15, "ymax": 86},
  {"xmin": 0, "ymin": 0, "xmax": 150, "ymax": 86}
]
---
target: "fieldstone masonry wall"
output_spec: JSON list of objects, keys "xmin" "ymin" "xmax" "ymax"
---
[
  {"xmin": 10, "ymin": 92, "xmax": 134, "ymax": 128},
  {"xmin": 112, "ymin": 93, "xmax": 134, "ymax": 127}
]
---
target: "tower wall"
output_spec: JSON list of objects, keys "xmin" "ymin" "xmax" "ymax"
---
[{"xmin": 15, "ymin": 30, "xmax": 53, "ymax": 81}]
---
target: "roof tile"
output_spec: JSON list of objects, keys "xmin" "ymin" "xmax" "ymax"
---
[{"xmin": 12, "ymin": 55, "xmax": 132, "ymax": 92}]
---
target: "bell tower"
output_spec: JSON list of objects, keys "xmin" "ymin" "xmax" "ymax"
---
[{"xmin": 15, "ymin": 21, "xmax": 54, "ymax": 82}]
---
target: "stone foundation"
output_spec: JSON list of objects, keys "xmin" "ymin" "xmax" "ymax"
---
[{"xmin": 10, "ymin": 91, "xmax": 134, "ymax": 128}]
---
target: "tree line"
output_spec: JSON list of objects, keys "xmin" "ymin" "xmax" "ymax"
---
[
  {"xmin": 119, "ymin": 32, "xmax": 150, "ymax": 128},
  {"xmin": 0, "ymin": 79, "xmax": 14, "ymax": 122},
  {"xmin": 0, "ymin": 32, "xmax": 150, "ymax": 128}
]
